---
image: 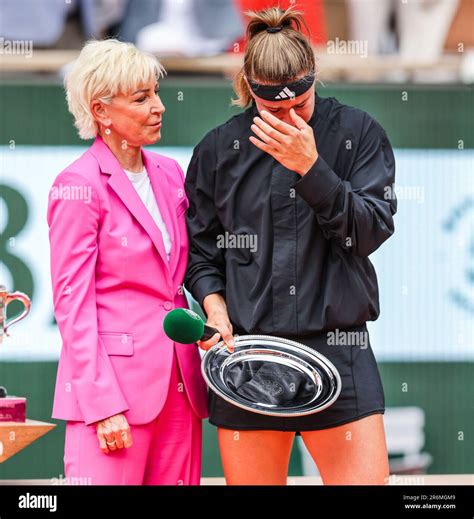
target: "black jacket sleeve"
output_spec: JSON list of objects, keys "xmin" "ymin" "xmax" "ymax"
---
[
  {"xmin": 184, "ymin": 129, "xmax": 226, "ymax": 307},
  {"xmin": 294, "ymin": 116, "xmax": 397, "ymax": 257}
]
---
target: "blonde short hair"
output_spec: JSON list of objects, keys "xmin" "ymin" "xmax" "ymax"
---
[{"xmin": 65, "ymin": 39, "xmax": 166, "ymax": 140}]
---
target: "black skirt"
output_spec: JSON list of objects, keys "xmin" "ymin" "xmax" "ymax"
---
[{"xmin": 207, "ymin": 323, "xmax": 385, "ymax": 432}]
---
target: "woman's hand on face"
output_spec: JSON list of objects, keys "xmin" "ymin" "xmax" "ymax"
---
[
  {"xmin": 96, "ymin": 413, "xmax": 133, "ymax": 454},
  {"xmin": 249, "ymin": 108, "xmax": 318, "ymax": 176},
  {"xmin": 197, "ymin": 309, "xmax": 235, "ymax": 353}
]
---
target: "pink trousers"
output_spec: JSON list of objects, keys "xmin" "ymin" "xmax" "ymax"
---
[{"xmin": 64, "ymin": 348, "xmax": 203, "ymax": 485}]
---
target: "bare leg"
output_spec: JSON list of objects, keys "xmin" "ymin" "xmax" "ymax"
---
[
  {"xmin": 300, "ymin": 414, "xmax": 389, "ymax": 485},
  {"xmin": 218, "ymin": 428, "xmax": 296, "ymax": 485}
]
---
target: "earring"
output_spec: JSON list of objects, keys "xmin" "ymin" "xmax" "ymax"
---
[{"xmin": 105, "ymin": 128, "xmax": 111, "ymax": 135}]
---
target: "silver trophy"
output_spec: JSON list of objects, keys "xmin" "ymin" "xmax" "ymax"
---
[
  {"xmin": 0, "ymin": 285, "xmax": 31, "ymax": 344},
  {"xmin": 202, "ymin": 335, "xmax": 342, "ymax": 417}
]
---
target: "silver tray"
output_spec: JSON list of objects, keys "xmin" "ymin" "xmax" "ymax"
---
[{"xmin": 201, "ymin": 335, "xmax": 342, "ymax": 417}]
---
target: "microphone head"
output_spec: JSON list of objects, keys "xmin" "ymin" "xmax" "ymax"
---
[{"xmin": 163, "ymin": 308, "xmax": 205, "ymax": 344}]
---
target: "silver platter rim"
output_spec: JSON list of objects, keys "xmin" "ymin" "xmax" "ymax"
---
[{"xmin": 201, "ymin": 334, "xmax": 342, "ymax": 417}]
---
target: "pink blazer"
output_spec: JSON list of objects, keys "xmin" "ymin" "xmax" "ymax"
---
[{"xmin": 47, "ymin": 136, "xmax": 208, "ymax": 426}]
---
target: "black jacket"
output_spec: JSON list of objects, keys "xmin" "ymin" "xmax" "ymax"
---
[{"xmin": 184, "ymin": 92, "xmax": 396, "ymax": 336}]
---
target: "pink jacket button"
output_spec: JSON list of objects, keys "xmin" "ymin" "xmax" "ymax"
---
[{"xmin": 164, "ymin": 301, "xmax": 173, "ymax": 311}]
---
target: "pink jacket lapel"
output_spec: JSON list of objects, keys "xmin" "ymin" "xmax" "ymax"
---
[
  {"xmin": 90, "ymin": 137, "xmax": 177, "ymax": 287},
  {"xmin": 143, "ymin": 150, "xmax": 181, "ymax": 277}
]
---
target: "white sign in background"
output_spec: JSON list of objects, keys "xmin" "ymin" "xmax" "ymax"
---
[{"xmin": 0, "ymin": 146, "xmax": 473, "ymax": 361}]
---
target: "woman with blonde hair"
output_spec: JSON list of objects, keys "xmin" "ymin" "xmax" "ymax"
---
[
  {"xmin": 48, "ymin": 39, "xmax": 208, "ymax": 485},
  {"xmin": 185, "ymin": 8, "xmax": 396, "ymax": 485}
]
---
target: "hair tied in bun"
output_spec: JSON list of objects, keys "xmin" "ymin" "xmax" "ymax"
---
[{"xmin": 266, "ymin": 25, "xmax": 283, "ymax": 33}]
